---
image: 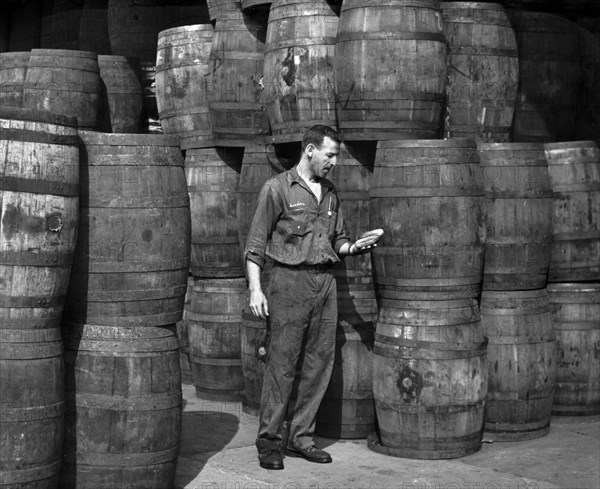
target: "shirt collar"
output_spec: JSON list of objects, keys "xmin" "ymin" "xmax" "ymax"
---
[{"xmin": 287, "ymin": 166, "xmax": 334, "ymax": 189}]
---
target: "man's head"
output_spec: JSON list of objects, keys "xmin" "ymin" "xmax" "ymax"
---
[
  {"xmin": 301, "ymin": 124, "xmax": 341, "ymax": 153},
  {"xmin": 300, "ymin": 125, "xmax": 341, "ymax": 180}
]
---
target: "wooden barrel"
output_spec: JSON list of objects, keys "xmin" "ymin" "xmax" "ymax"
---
[
  {"xmin": 548, "ymin": 283, "xmax": 600, "ymax": 416},
  {"xmin": 508, "ymin": 10, "xmax": 582, "ymax": 142},
  {"xmin": 40, "ymin": 0, "xmax": 84, "ymax": 50},
  {"xmin": 206, "ymin": 0, "xmax": 270, "ymax": 145},
  {"xmin": 544, "ymin": 141, "xmax": 600, "ymax": 282},
  {"xmin": 241, "ymin": 308, "xmax": 267, "ymax": 415},
  {"xmin": 186, "ymin": 146, "xmax": 244, "ymax": 278},
  {"xmin": 22, "ymin": 49, "xmax": 102, "ymax": 130},
  {"xmin": 370, "ymin": 139, "xmax": 485, "ymax": 301},
  {"xmin": 263, "ymin": 0, "xmax": 339, "ymax": 143},
  {"xmin": 480, "ymin": 289, "xmax": 555, "ymax": 441},
  {"xmin": 369, "ymin": 298, "xmax": 487, "ymax": 458},
  {"xmin": 78, "ymin": 0, "xmax": 112, "ymax": 55},
  {"xmin": 155, "ymin": 24, "xmax": 214, "ymax": 147},
  {"xmin": 316, "ymin": 322, "xmax": 376, "ymax": 439},
  {"xmin": 64, "ymin": 132, "xmax": 191, "ymax": 327},
  {"xmin": 206, "ymin": 0, "xmax": 218, "ymax": 23},
  {"xmin": 441, "ymin": 2, "xmax": 519, "ymax": 142},
  {"xmin": 188, "ymin": 277, "xmax": 246, "ymax": 401},
  {"xmin": 0, "ymin": 52, "xmax": 29, "ymax": 107},
  {"xmin": 477, "ymin": 143, "xmax": 553, "ymax": 290},
  {"xmin": 0, "ymin": 107, "xmax": 79, "ymax": 489},
  {"xmin": 97, "ymin": 55, "xmax": 144, "ymax": 133},
  {"xmin": 9, "ymin": 0, "xmax": 45, "ymax": 52},
  {"xmin": 60, "ymin": 324, "xmax": 182, "ymax": 489},
  {"xmin": 334, "ymin": 0, "xmax": 447, "ymax": 141}
]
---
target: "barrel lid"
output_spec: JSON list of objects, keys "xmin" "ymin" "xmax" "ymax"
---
[
  {"xmin": 477, "ymin": 142, "xmax": 545, "ymax": 151},
  {"xmin": 29, "ymin": 48, "xmax": 99, "ymax": 59},
  {"xmin": 158, "ymin": 23, "xmax": 214, "ymax": 39},
  {"xmin": 0, "ymin": 106, "xmax": 78, "ymax": 128}
]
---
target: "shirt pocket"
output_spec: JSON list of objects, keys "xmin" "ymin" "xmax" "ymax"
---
[{"xmin": 289, "ymin": 219, "xmax": 310, "ymax": 237}]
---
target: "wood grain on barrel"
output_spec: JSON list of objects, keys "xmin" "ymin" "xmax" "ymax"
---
[
  {"xmin": 64, "ymin": 132, "xmax": 191, "ymax": 327},
  {"xmin": 370, "ymin": 139, "xmax": 486, "ymax": 301},
  {"xmin": 1, "ymin": 107, "xmax": 79, "ymax": 489},
  {"xmin": 372, "ymin": 298, "xmax": 487, "ymax": 458},
  {"xmin": 544, "ymin": 141, "xmax": 600, "ymax": 282},
  {"xmin": 0, "ymin": 52, "xmax": 29, "ymax": 108},
  {"xmin": 22, "ymin": 49, "xmax": 102, "ymax": 130},
  {"xmin": 155, "ymin": 24, "xmax": 214, "ymax": 147},
  {"xmin": 441, "ymin": 2, "xmax": 518, "ymax": 142},
  {"xmin": 188, "ymin": 277, "xmax": 246, "ymax": 401},
  {"xmin": 186, "ymin": 146, "xmax": 244, "ymax": 278},
  {"xmin": 60, "ymin": 324, "xmax": 182, "ymax": 489},
  {"xmin": 480, "ymin": 289, "xmax": 556, "ymax": 440},
  {"xmin": 334, "ymin": 0, "xmax": 447, "ymax": 141},
  {"xmin": 548, "ymin": 283, "xmax": 600, "ymax": 415},
  {"xmin": 477, "ymin": 142, "xmax": 553, "ymax": 290},
  {"xmin": 263, "ymin": 0, "xmax": 340, "ymax": 143}
]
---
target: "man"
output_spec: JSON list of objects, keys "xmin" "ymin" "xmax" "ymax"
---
[{"xmin": 245, "ymin": 125, "xmax": 382, "ymax": 470}]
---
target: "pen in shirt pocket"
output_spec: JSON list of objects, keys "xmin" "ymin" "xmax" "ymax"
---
[{"xmin": 328, "ymin": 197, "xmax": 332, "ymax": 216}]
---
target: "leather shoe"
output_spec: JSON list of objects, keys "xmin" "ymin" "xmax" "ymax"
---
[
  {"xmin": 285, "ymin": 445, "xmax": 332, "ymax": 464},
  {"xmin": 258, "ymin": 449, "xmax": 284, "ymax": 470}
]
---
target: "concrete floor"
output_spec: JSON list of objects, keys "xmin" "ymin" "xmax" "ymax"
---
[{"xmin": 175, "ymin": 382, "xmax": 600, "ymax": 489}]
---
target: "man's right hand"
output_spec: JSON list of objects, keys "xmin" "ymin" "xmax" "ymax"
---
[{"xmin": 249, "ymin": 289, "xmax": 269, "ymax": 319}]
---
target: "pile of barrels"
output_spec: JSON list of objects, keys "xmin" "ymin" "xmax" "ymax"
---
[{"xmin": 1, "ymin": 2, "xmax": 599, "ymax": 489}]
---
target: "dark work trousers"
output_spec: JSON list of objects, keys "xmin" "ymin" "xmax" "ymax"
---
[{"xmin": 255, "ymin": 264, "xmax": 338, "ymax": 454}]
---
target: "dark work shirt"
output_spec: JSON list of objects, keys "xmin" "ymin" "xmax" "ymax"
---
[{"xmin": 244, "ymin": 166, "xmax": 351, "ymax": 268}]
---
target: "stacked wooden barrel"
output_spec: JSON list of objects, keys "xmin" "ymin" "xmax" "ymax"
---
[
  {"xmin": 60, "ymin": 132, "xmax": 190, "ymax": 489},
  {"xmin": 1, "ymin": 107, "xmax": 79, "ymax": 489},
  {"xmin": 544, "ymin": 141, "xmax": 600, "ymax": 416},
  {"xmin": 369, "ymin": 139, "xmax": 488, "ymax": 458}
]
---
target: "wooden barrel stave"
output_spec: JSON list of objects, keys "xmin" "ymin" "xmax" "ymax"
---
[
  {"xmin": 188, "ymin": 277, "xmax": 246, "ymax": 401},
  {"xmin": 0, "ymin": 52, "xmax": 30, "ymax": 108},
  {"xmin": 480, "ymin": 289, "xmax": 556, "ymax": 440},
  {"xmin": 0, "ymin": 107, "xmax": 79, "ymax": 489},
  {"xmin": 60, "ymin": 324, "xmax": 182, "ymax": 489},
  {"xmin": 155, "ymin": 24, "xmax": 214, "ymax": 147},
  {"xmin": 477, "ymin": 142, "xmax": 553, "ymax": 290},
  {"xmin": 441, "ymin": 2, "xmax": 519, "ymax": 142},
  {"xmin": 548, "ymin": 283, "xmax": 600, "ymax": 415},
  {"xmin": 334, "ymin": 0, "xmax": 447, "ymax": 141},
  {"xmin": 64, "ymin": 132, "xmax": 191, "ymax": 327},
  {"xmin": 372, "ymin": 298, "xmax": 487, "ymax": 458}
]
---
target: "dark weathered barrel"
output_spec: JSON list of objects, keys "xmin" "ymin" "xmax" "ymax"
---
[
  {"xmin": 0, "ymin": 107, "xmax": 79, "ymax": 489},
  {"xmin": 155, "ymin": 24, "xmax": 214, "ymax": 147},
  {"xmin": 206, "ymin": 0, "xmax": 270, "ymax": 145},
  {"xmin": 22, "ymin": 49, "xmax": 103, "ymax": 130},
  {"xmin": 188, "ymin": 277, "xmax": 246, "ymax": 401},
  {"xmin": 370, "ymin": 139, "xmax": 486, "ymax": 301},
  {"xmin": 8, "ymin": 0, "xmax": 44, "ymax": 51},
  {"xmin": 441, "ymin": 2, "xmax": 519, "ymax": 142},
  {"xmin": 480, "ymin": 289, "xmax": 555, "ymax": 440},
  {"xmin": 64, "ymin": 132, "xmax": 191, "ymax": 327},
  {"xmin": 0, "ymin": 51, "xmax": 29, "ymax": 107},
  {"xmin": 334, "ymin": 0, "xmax": 447, "ymax": 141},
  {"xmin": 369, "ymin": 298, "xmax": 487, "ymax": 458},
  {"xmin": 477, "ymin": 143, "xmax": 553, "ymax": 290},
  {"xmin": 263, "ymin": 0, "xmax": 339, "ymax": 143},
  {"xmin": 186, "ymin": 146, "xmax": 244, "ymax": 278},
  {"xmin": 97, "ymin": 55, "xmax": 144, "ymax": 133},
  {"xmin": 60, "ymin": 325, "xmax": 182, "ymax": 489},
  {"xmin": 548, "ymin": 283, "xmax": 600, "ymax": 416},
  {"xmin": 544, "ymin": 141, "xmax": 600, "ymax": 282},
  {"xmin": 176, "ymin": 274, "xmax": 195, "ymax": 384},
  {"xmin": 508, "ymin": 10, "xmax": 582, "ymax": 142}
]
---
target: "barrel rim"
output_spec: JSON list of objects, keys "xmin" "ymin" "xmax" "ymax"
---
[
  {"xmin": 78, "ymin": 130, "xmax": 180, "ymax": 147},
  {"xmin": 158, "ymin": 23, "xmax": 215, "ymax": 40}
]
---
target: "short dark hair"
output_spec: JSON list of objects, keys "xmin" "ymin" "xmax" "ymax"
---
[{"xmin": 301, "ymin": 124, "xmax": 341, "ymax": 152}]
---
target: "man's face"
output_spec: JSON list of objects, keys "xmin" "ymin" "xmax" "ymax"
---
[{"xmin": 307, "ymin": 136, "xmax": 340, "ymax": 179}]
